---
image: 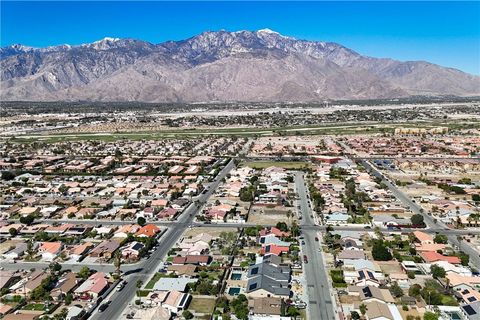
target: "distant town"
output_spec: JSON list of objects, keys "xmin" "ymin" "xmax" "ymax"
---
[{"xmin": 0, "ymin": 101, "xmax": 479, "ymax": 320}]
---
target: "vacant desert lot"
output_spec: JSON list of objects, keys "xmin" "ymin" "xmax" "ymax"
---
[{"xmin": 247, "ymin": 205, "xmax": 294, "ymax": 225}]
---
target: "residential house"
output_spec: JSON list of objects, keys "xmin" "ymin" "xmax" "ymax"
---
[
  {"xmin": 249, "ymin": 297, "xmax": 283, "ymax": 316},
  {"xmin": 153, "ymin": 278, "xmax": 197, "ymax": 292},
  {"xmin": 39, "ymin": 241, "xmax": 63, "ymax": 261},
  {"xmin": 88, "ymin": 240, "xmax": 120, "ymax": 260},
  {"xmin": 51, "ymin": 272, "xmax": 80, "ymax": 300},
  {"xmin": 74, "ymin": 272, "xmax": 108, "ymax": 299},
  {"xmin": 136, "ymin": 224, "xmax": 161, "ymax": 238},
  {"xmin": 172, "ymin": 255, "xmax": 211, "ymax": 266},
  {"xmin": 246, "ymin": 262, "xmax": 291, "ymax": 298},
  {"xmin": 121, "ymin": 241, "xmax": 145, "ymax": 261}
]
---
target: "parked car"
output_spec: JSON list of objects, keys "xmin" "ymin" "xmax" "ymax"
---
[
  {"xmin": 116, "ymin": 281, "xmax": 127, "ymax": 291},
  {"xmin": 99, "ymin": 301, "xmax": 111, "ymax": 312}
]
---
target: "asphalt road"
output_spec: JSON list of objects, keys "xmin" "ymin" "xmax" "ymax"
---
[
  {"xmin": 89, "ymin": 159, "xmax": 236, "ymax": 320},
  {"xmin": 296, "ymin": 172, "xmax": 336, "ymax": 320},
  {"xmin": 360, "ymin": 159, "xmax": 480, "ymax": 270}
]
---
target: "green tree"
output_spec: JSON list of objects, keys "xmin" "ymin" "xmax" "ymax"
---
[
  {"xmin": 9, "ymin": 227, "xmax": 17, "ymax": 237},
  {"xmin": 409, "ymin": 284, "xmax": 422, "ymax": 297},
  {"xmin": 231, "ymin": 294, "xmax": 249, "ymax": 320},
  {"xmin": 113, "ymin": 251, "xmax": 122, "ymax": 276},
  {"xmin": 433, "ymin": 234, "xmax": 448, "ymax": 244},
  {"xmin": 351, "ymin": 311, "xmax": 361, "ymax": 320},
  {"xmin": 430, "ymin": 265, "xmax": 446, "ymax": 279},
  {"xmin": 137, "ymin": 217, "xmax": 146, "ymax": 226},
  {"xmin": 20, "ymin": 214, "xmax": 35, "ymax": 226},
  {"xmin": 359, "ymin": 303, "xmax": 367, "ymax": 316},
  {"xmin": 1, "ymin": 171, "xmax": 16, "ymax": 181},
  {"xmin": 78, "ymin": 266, "xmax": 90, "ymax": 280},
  {"xmin": 287, "ymin": 306, "xmax": 300, "ymax": 319},
  {"xmin": 182, "ymin": 310, "xmax": 194, "ymax": 320},
  {"xmin": 49, "ymin": 262, "xmax": 62, "ymax": 275},
  {"xmin": 458, "ymin": 252, "xmax": 470, "ymax": 266},
  {"xmin": 411, "ymin": 214, "xmax": 425, "ymax": 226},
  {"xmin": 275, "ymin": 222, "xmax": 288, "ymax": 232},
  {"xmin": 390, "ymin": 281, "xmax": 404, "ymax": 297},
  {"xmin": 372, "ymin": 240, "xmax": 392, "ymax": 261},
  {"xmin": 424, "ymin": 312, "xmax": 439, "ymax": 320},
  {"xmin": 65, "ymin": 293, "xmax": 73, "ymax": 305}
]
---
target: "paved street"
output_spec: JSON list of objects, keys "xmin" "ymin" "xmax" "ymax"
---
[
  {"xmin": 296, "ymin": 172, "xmax": 336, "ymax": 320},
  {"xmin": 360, "ymin": 159, "xmax": 480, "ymax": 269}
]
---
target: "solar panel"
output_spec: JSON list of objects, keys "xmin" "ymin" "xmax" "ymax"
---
[
  {"xmin": 362, "ymin": 287, "xmax": 372, "ymax": 297},
  {"xmin": 463, "ymin": 305, "xmax": 476, "ymax": 316},
  {"xmin": 468, "ymin": 296, "xmax": 477, "ymax": 302}
]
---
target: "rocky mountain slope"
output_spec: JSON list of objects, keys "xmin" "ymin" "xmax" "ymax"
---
[{"xmin": 1, "ymin": 29, "xmax": 478, "ymax": 102}]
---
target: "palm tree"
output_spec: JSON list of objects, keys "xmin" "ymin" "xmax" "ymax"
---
[
  {"xmin": 473, "ymin": 214, "xmax": 480, "ymax": 227},
  {"xmin": 113, "ymin": 251, "xmax": 122, "ymax": 276},
  {"xmin": 286, "ymin": 210, "xmax": 292, "ymax": 224},
  {"xmin": 359, "ymin": 303, "xmax": 367, "ymax": 318},
  {"xmin": 456, "ymin": 216, "xmax": 462, "ymax": 229}
]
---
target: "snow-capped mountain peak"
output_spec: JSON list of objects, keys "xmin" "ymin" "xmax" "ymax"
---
[{"xmin": 257, "ymin": 28, "xmax": 279, "ymax": 35}]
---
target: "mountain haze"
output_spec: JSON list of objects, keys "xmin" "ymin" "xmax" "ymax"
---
[{"xmin": 1, "ymin": 29, "xmax": 479, "ymax": 102}]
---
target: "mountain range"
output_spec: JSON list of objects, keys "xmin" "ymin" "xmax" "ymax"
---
[{"xmin": 1, "ymin": 29, "xmax": 479, "ymax": 102}]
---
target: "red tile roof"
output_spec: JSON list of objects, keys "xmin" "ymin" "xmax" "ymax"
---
[
  {"xmin": 135, "ymin": 224, "xmax": 160, "ymax": 237},
  {"xmin": 420, "ymin": 251, "xmax": 461, "ymax": 264}
]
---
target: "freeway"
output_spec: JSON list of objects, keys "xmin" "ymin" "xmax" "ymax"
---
[
  {"xmin": 359, "ymin": 159, "xmax": 480, "ymax": 269},
  {"xmin": 89, "ymin": 159, "xmax": 236, "ymax": 320},
  {"xmin": 296, "ymin": 172, "xmax": 336, "ymax": 320}
]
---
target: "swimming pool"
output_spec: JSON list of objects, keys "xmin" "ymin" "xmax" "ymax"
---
[
  {"xmin": 228, "ymin": 287, "xmax": 241, "ymax": 295},
  {"xmin": 230, "ymin": 273, "xmax": 242, "ymax": 280}
]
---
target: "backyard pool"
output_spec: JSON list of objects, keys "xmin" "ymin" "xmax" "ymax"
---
[
  {"xmin": 228, "ymin": 287, "xmax": 241, "ymax": 295},
  {"xmin": 230, "ymin": 273, "xmax": 242, "ymax": 280}
]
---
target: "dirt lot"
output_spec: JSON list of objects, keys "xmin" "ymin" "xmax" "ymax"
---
[
  {"xmin": 247, "ymin": 205, "xmax": 294, "ymax": 225},
  {"xmin": 183, "ymin": 227, "xmax": 238, "ymax": 238},
  {"xmin": 377, "ymin": 261, "xmax": 404, "ymax": 275},
  {"xmin": 0, "ymin": 240, "xmax": 24, "ymax": 254}
]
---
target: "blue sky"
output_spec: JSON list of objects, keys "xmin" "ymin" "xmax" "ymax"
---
[{"xmin": 2, "ymin": 1, "xmax": 479, "ymax": 75}]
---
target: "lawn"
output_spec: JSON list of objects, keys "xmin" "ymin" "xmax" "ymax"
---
[
  {"xmin": 145, "ymin": 273, "xmax": 163, "ymax": 289},
  {"xmin": 136, "ymin": 290, "xmax": 150, "ymax": 297},
  {"xmin": 330, "ymin": 269, "xmax": 346, "ymax": 287},
  {"xmin": 243, "ymin": 161, "xmax": 311, "ymax": 170},
  {"xmin": 441, "ymin": 295, "xmax": 459, "ymax": 306},
  {"xmin": 23, "ymin": 303, "xmax": 45, "ymax": 311},
  {"xmin": 188, "ymin": 297, "xmax": 216, "ymax": 314}
]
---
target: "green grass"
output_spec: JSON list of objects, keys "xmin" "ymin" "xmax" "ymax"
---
[
  {"xmin": 136, "ymin": 290, "xmax": 151, "ymax": 297},
  {"xmin": 23, "ymin": 303, "xmax": 45, "ymax": 311},
  {"xmin": 189, "ymin": 297, "xmax": 216, "ymax": 314},
  {"xmin": 400, "ymin": 255, "xmax": 415, "ymax": 261},
  {"xmin": 6, "ymin": 118, "xmax": 479, "ymax": 144},
  {"xmin": 441, "ymin": 295, "xmax": 459, "ymax": 306},
  {"xmin": 243, "ymin": 161, "xmax": 311, "ymax": 170},
  {"xmin": 145, "ymin": 273, "xmax": 163, "ymax": 289},
  {"xmin": 330, "ymin": 269, "xmax": 347, "ymax": 287}
]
